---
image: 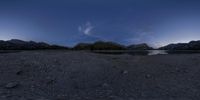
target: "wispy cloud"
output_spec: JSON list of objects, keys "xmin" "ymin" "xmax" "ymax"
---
[
  {"xmin": 124, "ymin": 27, "xmax": 155, "ymax": 46},
  {"xmin": 78, "ymin": 22, "xmax": 94, "ymax": 35}
]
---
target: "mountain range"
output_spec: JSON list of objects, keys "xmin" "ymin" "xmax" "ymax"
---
[
  {"xmin": 1, "ymin": 39, "xmax": 200, "ymax": 50},
  {"xmin": 0, "ymin": 39, "xmax": 68, "ymax": 50},
  {"xmin": 159, "ymin": 40, "xmax": 200, "ymax": 50},
  {"xmin": 73, "ymin": 41, "xmax": 153, "ymax": 50}
]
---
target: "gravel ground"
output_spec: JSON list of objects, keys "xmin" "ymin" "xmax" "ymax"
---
[{"xmin": 0, "ymin": 50, "xmax": 200, "ymax": 100}]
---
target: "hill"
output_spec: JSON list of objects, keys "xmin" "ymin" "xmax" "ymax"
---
[
  {"xmin": 127, "ymin": 43, "xmax": 153, "ymax": 50},
  {"xmin": 0, "ymin": 39, "xmax": 68, "ymax": 50},
  {"xmin": 159, "ymin": 40, "xmax": 200, "ymax": 50},
  {"xmin": 73, "ymin": 41, "xmax": 126, "ymax": 50}
]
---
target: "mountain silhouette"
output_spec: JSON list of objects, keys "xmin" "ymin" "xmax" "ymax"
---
[
  {"xmin": 127, "ymin": 43, "xmax": 153, "ymax": 50},
  {"xmin": 73, "ymin": 41, "xmax": 126, "ymax": 50},
  {"xmin": 159, "ymin": 40, "xmax": 200, "ymax": 50},
  {"xmin": 0, "ymin": 39, "xmax": 68, "ymax": 50},
  {"xmin": 73, "ymin": 41, "xmax": 153, "ymax": 50}
]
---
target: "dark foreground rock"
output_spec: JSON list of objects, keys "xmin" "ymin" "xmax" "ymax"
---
[
  {"xmin": 0, "ymin": 51, "xmax": 200, "ymax": 100},
  {"xmin": 5, "ymin": 82, "xmax": 19, "ymax": 89}
]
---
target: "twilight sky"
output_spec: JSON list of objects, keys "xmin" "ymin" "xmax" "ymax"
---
[{"xmin": 0, "ymin": 0, "xmax": 200, "ymax": 47}]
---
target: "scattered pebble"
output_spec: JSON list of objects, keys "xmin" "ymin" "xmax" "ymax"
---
[
  {"xmin": 46, "ymin": 79, "xmax": 55, "ymax": 84},
  {"xmin": 102, "ymin": 83, "xmax": 109, "ymax": 88},
  {"xmin": 112, "ymin": 57, "xmax": 119, "ymax": 60},
  {"xmin": 145, "ymin": 74, "xmax": 151, "ymax": 78},
  {"xmin": 56, "ymin": 94, "xmax": 68, "ymax": 100},
  {"xmin": 16, "ymin": 70, "xmax": 23, "ymax": 75},
  {"xmin": 46, "ymin": 77, "xmax": 55, "ymax": 84},
  {"xmin": 5, "ymin": 82, "xmax": 19, "ymax": 89},
  {"xmin": 0, "ymin": 93, "xmax": 12, "ymax": 99},
  {"xmin": 0, "ymin": 91, "xmax": 4, "ymax": 95},
  {"xmin": 121, "ymin": 70, "xmax": 128, "ymax": 74},
  {"xmin": 36, "ymin": 97, "xmax": 49, "ymax": 100},
  {"xmin": 18, "ymin": 97, "xmax": 27, "ymax": 100}
]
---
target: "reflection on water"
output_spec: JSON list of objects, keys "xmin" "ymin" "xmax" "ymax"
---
[
  {"xmin": 93, "ymin": 50, "xmax": 167, "ymax": 56},
  {"xmin": 148, "ymin": 50, "xmax": 168, "ymax": 55},
  {"xmin": 166, "ymin": 50, "xmax": 200, "ymax": 54},
  {"xmin": 0, "ymin": 50, "xmax": 21, "ymax": 53},
  {"xmin": 93, "ymin": 50, "xmax": 148, "ymax": 55},
  {"xmin": 93, "ymin": 50, "xmax": 200, "ymax": 56}
]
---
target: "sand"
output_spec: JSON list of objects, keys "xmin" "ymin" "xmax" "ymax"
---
[{"xmin": 0, "ymin": 50, "xmax": 200, "ymax": 100}]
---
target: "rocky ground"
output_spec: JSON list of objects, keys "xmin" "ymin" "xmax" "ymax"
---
[{"xmin": 0, "ymin": 50, "xmax": 200, "ymax": 100}]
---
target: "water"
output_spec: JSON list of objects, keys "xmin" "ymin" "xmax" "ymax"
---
[
  {"xmin": 0, "ymin": 50, "xmax": 21, "ymax": 53},
  {"xmin": 0, "ymin": 50, "xmax": 200, "ymax": 55},
  {"xmin": 148, "ymin": 50, "xmax": 168, "ymax": 55},
  {"xmin": 93, "ymin": 50, "xmax": 200, "ymax": 56},
  {"xmin": 93, "ymin": 50, "xmax": 167, "ymax": 56}
]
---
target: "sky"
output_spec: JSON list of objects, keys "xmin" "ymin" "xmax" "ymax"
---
[{"xmin": 0, "ymin": 0, "xmax": 200, "ymax": 47}]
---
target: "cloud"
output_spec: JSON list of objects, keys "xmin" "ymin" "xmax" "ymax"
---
[
  {"xmin": 123, "ymin": 28, "xmax": 155, "ymax": 46},
  {"xmin": 78, "ymin": 22, "xmax": 94, "ymax": 35}
]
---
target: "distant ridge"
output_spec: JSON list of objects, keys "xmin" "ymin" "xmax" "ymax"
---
[
  {"xmin": 73, "ymin": 41, "xmax": 126, "ymax": 50},
  {"xmin": 0, "ymin": 39, "xmax": 68, "ymax": 50},
  {"xmin": 159, "ymin": 40, "xmax": 200, "ymax": 50},
  {"xmin": 6, "ymin": 39, "xmax": 200, "ymax": 50},
  {"xmin": 127, "ymin": 43, "xmax": 153, "ymax": 50},
  {"xmin": 73, "ymin": 41, "xmax": 153, "ymax": 50},
  {"xmin": 0, "ymin": 39, "xmax": 155, "ymax": 50}
]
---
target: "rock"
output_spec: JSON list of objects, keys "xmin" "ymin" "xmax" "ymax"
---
[
  {"xmin": 109, "ymin": 95, "xmax": 118, "ymax": 99},
  {"xmin": 5, "ymin": 82, "xmax": 19, "ymax": 89},
  {"xmin": 128, "ymin": 97, "xmax": 135, "ymax": 100},
  {"xmin": 121, "ymin": 70, "xmax": 128, "ymax": 74},
  {"xmin": 56, "ymin": 94, "xmax": 68, "ymax": 100},
  {"xmin": 36, "ymin": 97, "xmax": 49, "ymax": 100},
  {"xmin": 145, "ymin": 74, "xmax": 151, "ymax": 78},
  {"xmin": 0, "ymin": 94, "xmax": 12, "ymax": 98},
  {"xmin": 112, "ymin": 57, "xmax": 119, "ymax": 60},
  {"xmin": 109, "ymin": 96, "xmax": 123, "ymax": 100},
  {"xmin": 46, "ymin": 77, "xmax": 56, "ymax": 84},
  {"xmin": 102, "ymin": 83, "xmax": 109, "ymax": 88},
  {"xmin": 16, "ymin": 70, "xmax": 23, "ymax": 75},
  {"xmin": 46, "ymin": 80, "xmax": 55, "ymax": 84},
  {"xmin": 0, "ymin": 91, "xmax": 5, "ymax": 95},
  {"xmin": 18, "ymin": 97, "xmax": 27, "ymax": 100}
]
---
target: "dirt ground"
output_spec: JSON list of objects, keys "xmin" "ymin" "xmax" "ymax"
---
[{"xmin": 0, "ymin": 50, "xmax": 200, "ymax": 100}]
